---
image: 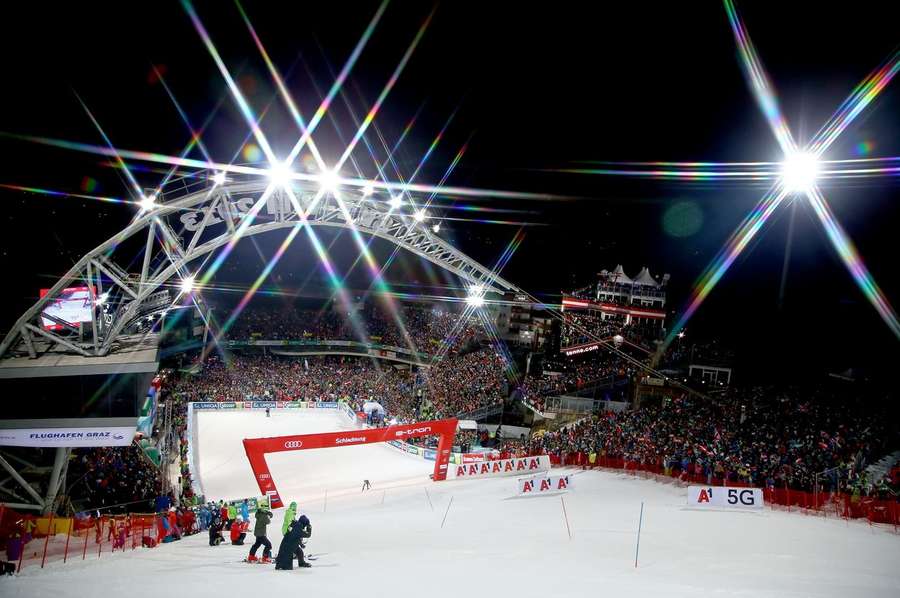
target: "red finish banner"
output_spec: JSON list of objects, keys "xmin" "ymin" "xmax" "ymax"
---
[{"xmin": 242, "ymin": 419, "xmax": 458, "ymax": 508}]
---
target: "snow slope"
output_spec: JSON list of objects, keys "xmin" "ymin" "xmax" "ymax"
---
[
  {"xmin": 8, "ymin": 410, "xmax": 900, "ymax": 598},
  {"xmin": 195, "ymin": 409, "xmax": 434, "ymax": 504}
]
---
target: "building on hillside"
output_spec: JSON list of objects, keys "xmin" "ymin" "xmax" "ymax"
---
[
  {"xmin": 562, "ymin": 265, "xmax": 669, "ymax": 330},
  {"xmin": 492, "ymin": 293, "xmax": 553, "ymax": 350}
]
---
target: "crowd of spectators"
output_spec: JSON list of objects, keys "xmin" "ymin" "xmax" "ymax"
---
[
  {"xmin": 520, "ymin": 353, "xmax": 634, "ymax": 412},
  {"xmin": 225, "ymin": 303, "xmax": 466, "ymax": 356},
  {"xmin": 67, "ymin": 445, "xmax": 162, "ymax": 512},
  {"xmin": 513, "ymin": 385, "xmax": 898, "ymax": 497}
]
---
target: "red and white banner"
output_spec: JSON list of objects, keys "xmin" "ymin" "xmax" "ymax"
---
[
  {"xmin": 448, "ymin": 455, "xmax": 550, "ymax": 480},
  {"xmin": 517, "ymin": 473, "xmax": 574, "ymax": 495},
  {"xmin": 243, "ymin": 419, "xmax": 458, "ymax": 508},
  {"xmin": 687, "ymin": 486, "xmax": 764, "ymax": 510}
]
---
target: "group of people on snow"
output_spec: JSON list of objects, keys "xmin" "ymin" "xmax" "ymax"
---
[{"xmin": 204, "ymin": 497, "xmax": 312, "ymax": 570}]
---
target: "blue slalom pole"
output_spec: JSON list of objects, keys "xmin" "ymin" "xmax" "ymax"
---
[{"xmin": 634, "ymin": 501, "xmax": 644, "ymax": 568}]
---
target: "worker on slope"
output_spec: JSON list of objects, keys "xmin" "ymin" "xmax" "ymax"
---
[
  {"xmin": 275, "ymin": 511, "xmax": 312, "ymax": 570},
  {"xmin": 281, "ymin": 501, "xmax": 297, "ymax": 535}
]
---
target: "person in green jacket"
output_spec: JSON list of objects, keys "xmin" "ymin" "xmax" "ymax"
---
[
  {"xmin": 281, "ymin": 501, "xmax": 297, "ymax": 535},
  {"xmin": 226, "ymin": 503, "xmax": 237, "ymax": 530}
]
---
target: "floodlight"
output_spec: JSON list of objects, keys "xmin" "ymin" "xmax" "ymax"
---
[
  {"xmin": 95, "ymin": 292, "xmax": 109, "ymax": 306},
  {"xmin": 466, "ymin": 285, "xmax": 486, "ymax": 308},
  {"xmin": 138, "ymin": 194, "xmax": 157, "ymax": 212},
  {"xmin": 362, "ymin": 183, "xmax": 375, "ymax": 197},
  {"xmin": 432, "ymin": 223, "xmax": 441, "ymax": 233},
  {"xmin": 781, "ymin": 151, "xmax": 820, "ymax": 193},
  {"xmin": 211, "ymin": 171, "xmax": 227, "ymax": 186},
  {"xmin": 388, "ymin": 195, "xmax": 403, "ymax": 210},
  {"xmin": 180, "ymin": 277, "xmax": 195, "ymax": 294},
  {"xmin": 319, "ymin": 168, "xmax": 340, "ymax": 193},
  {"xmin": 267, "ymin": 162, "xmax": 293, "ymax": 187},
  {"xmin": 414, "ymin": 209, "xmax": 427, "ymax": 223},
  {"xmin": 465, "ymin": 294, "xmax": 485, "ymax": 308}
]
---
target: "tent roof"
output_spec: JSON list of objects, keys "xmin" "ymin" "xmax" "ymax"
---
[
  {"xmin": 610, "ymin": 264, "xmax": 633, "ymax": 284},
  {"xmin": 633, "ymin": 267, "xmax": 659, "ymax": 287}
]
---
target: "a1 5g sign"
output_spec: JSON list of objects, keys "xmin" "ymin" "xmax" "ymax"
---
[{"xmin": 688, "ymin": 485, "xmax": 764, "ymax": 510}]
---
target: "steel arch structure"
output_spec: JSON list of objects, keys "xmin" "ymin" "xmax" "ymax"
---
[{"xmin": 0, "ymin": 179, "xmax": 522, "ymax": 359}]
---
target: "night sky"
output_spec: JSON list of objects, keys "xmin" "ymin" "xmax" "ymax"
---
[{"xmin": 0, "ymin": 1, "xmax": 897, "ymax": 380}]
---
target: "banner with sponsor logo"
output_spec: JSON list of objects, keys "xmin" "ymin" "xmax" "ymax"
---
[
  {"xmin": 243, "ymin": 419, "xmax": 458, "ymax": 508},
  {"xmin": 517, "ymin": 473, "xmax": 573, "ymax": 495},
  {"xmin": 0, "ymin": 426, "xmax": 136, "ymax": 448},
  {"xmin": 687, "ymin": 486, "xmax": 764, "ymax": 510},
  {"xmin": 461, "ymin": 453, "xmax": 485, "ymax": 464},
  {"xmin": 423, "ymin": 448, "xmax": 437, "ymax": 461},
  {"xmin": 218, "ymin": 402, "xmax": 237, "ymax": 409},
  {"xmin": 194, "ymin": 402, "xmax": 220, "ymax": 410},
  {"xmin": 252, "ymin": 401, "xmax": 277, "ymax": 409},
  {"xmin": 448, "ymin": 455, "xmax": 550, "ymax": 480},
  {"xmin": 317, "ymin": 402, "xmax": 338, "ymax": 409}
]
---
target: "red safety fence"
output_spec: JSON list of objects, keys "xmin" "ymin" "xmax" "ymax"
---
[
  {"xmin": 504, "ymin": 450, "xmax": 900, "ymax": 529},
  {"xmin": 0, "ymin": 506, "xmax": 199, "ymax": 572}
]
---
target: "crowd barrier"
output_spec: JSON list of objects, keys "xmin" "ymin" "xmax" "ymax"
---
[
  {"xmin": 529, "ymin": 451, "xmax": 899, "ymax": 528},
  {"xmin": 0, "ymin": 506, "xmax": 198, "ymax": 572}
]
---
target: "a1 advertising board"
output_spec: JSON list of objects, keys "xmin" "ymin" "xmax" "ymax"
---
[
  {"xmin": 449, "ymin": 456, "xmax": 550, "ymax": 479},
  {"xmin": 687, "ymin": 486, "xmax": 764, "ymax": 510},
  {"xmin": 0, "ymin": 426, "xmax": 136, "ymax": 448},
  {"xmin": 517, "ymin": 473, "xmax": 574, "ymax": 495}
]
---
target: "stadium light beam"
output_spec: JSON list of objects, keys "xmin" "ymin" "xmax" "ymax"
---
[
  {"xmin": 180, "ymin": 276, "xmax": 196, "ymax": 295},
  {"xmin": 432, "ymin": 223, "xmax": 441, "ymax": 233},
  {"xmin": 388, "ymin": 195, "xmax": 402, "ymax": 210},
  {"xmin": 319, "ymin": 168, "xmax": 340, "ymax": 194},
  {"xmin": 466, "ymin": 285, "xmax": 486, "ymax": 308},
  {"xmin": 362, "ymin": 183, "xmax": 375, "ymax": 197},
  {"xmin": 782, "ymin": 151, "xmax": 820, "ymax": 193},
  {"xmin": 138, "ymin": 193, "xmax": 157, "ymax": 212},
  {"xmin": 414, "ymin": 209, "xmax": 427, "ymax": 222},
  {"xmin": 267, "ymin": 161, "xmax": 293, "ymax": 187},
  {"xmin": 211, "ymin": 171, "xmax": 227, "ymax": 186}
]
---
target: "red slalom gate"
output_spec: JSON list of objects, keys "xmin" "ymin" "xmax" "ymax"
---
[{"xmin": 243, "ymin": 419, "xmax": 458, "ymax": 508}]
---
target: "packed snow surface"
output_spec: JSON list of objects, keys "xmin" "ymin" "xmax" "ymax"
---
[{"xmin": 9, "ymin": 410, "xmax": 900, "ymax": 597}]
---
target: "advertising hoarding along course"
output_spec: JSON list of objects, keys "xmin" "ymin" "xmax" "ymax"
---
[
  {"xmin": 687, "ymin": 486, "xmax": 764, "ymax": 509},
  {"xmin": 448, "ymin": 456, "xmax": 551, "ymax": 479}
]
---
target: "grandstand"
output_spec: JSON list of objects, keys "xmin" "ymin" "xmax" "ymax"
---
[{"xmin": 1, "ymin": 2, "xmax": 899, "ymax": 596}]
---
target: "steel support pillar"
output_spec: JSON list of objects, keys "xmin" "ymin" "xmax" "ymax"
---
[{"xmin": 43, "ymin": 447, "xmax": 70, "ymax": 514}]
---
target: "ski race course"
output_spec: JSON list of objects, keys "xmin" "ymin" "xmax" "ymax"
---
[{"xmin": 8, "ymin": 410, "xmax": 900, "ymax": 598}]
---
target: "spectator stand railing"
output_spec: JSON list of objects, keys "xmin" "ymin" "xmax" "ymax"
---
[{"xmin": 456, "ymin": 403, "xmax": 503, "ymax": 422}]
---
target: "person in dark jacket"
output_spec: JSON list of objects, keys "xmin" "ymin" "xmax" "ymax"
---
[
  {"xmin": 275, "ymin": 515, "xmax": 311, "ymax": 570},
  {"xmin": 247, "ymin": 504, "xmax": 273, "ymax": 563},
  {"xmin": 208, "ymin": 515, "xmax": 225, "ymax": 546}
]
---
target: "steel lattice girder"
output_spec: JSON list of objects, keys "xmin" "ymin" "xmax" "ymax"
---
[{"xmin": 0, "ymin": 180, "xmax": 521, "ymax": 359}]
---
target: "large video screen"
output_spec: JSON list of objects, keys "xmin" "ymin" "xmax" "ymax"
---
[{"xmin": 39, "ymin": 286, "xmax": 95, "ymax": 330}]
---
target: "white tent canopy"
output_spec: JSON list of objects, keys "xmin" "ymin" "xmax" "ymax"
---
[
  {"xmin": 610, "ymin": 264, "xmax": 633, "ymax": 284},
  {"xmin": 633, "ymin": 267, "xmax": 659, "ymax": 287}
]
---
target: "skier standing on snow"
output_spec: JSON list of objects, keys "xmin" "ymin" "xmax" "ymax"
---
[
  {"xmin": 362, "ymin": 479, "xmax": 371, "ymax": 492},
  {"xmin": 275, "ymin": 513, "xmax": 312, "ymax": 570},
  {"xmin": 241, "ymin": 499, "xmax": 250, "ymax": 522},
  {"xmin": 247, "ymin": 501, "xmax": 273, "ymax": 563},
  {"xmin": 265, "ymin": 407, "xmax": 270, "ymax": 418}
]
